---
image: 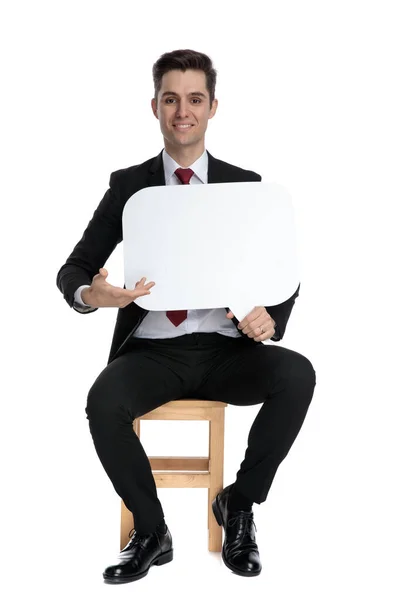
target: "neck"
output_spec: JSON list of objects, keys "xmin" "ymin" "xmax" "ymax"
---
[{"xmin": 164, "ymin": 140, "xmax": 205, "ymax": 168}]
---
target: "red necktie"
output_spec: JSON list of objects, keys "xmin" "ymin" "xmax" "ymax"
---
[{"xmin": 166, "ymin": 168, "xmax": 194, "ymax": 326}]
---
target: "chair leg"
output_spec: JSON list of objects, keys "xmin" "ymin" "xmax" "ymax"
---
[
  {"xmin": 120, "ymin": 500, "xmax": 134, "ymax": 551},
  {"xmin": 208, "ymin": 409, "xmax": 225, "ymax": 552}
]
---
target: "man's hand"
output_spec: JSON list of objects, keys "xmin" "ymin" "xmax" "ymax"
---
[
  {"xmin": 81, "ymin": 268, "xmax": 155, "ymax": 308},
  {"xmin": 226, "ymin": 306, "xmax": 276, "ymax": 342}
]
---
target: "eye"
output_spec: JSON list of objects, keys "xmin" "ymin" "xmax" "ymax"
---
[{"xmin": 164, "ymin": 98, "xmax": 201, "ymax": 104}]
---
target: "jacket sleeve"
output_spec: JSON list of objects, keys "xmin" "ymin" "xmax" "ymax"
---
[
  {"xmin": 266, "ymin": 282, "xmax": 300, "ymax": 341},
  {"xmin": 56, "ymin": 171, "xmax": 124, "ymax": 312}
]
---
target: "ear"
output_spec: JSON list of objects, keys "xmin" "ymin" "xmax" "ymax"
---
[
  {"xmin": 151, "ymin": 98, "xmax": 158, "ymax": 119},
  {"xmin": 209, "ymin": 98, "xmax": 218, "ymax": 119}
]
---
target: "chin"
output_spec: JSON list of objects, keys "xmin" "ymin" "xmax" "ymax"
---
[{"xmin": 172, "ymin": 137, "xmax": 193, "ymax": 146}]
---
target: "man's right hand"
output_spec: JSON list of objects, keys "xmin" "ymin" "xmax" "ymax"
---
[{"xmin": 81, "ymin": 268, "xmax": 155, "ymax": 308}]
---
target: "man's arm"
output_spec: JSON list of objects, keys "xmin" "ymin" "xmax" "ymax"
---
[
  {"xmin": 56, "ymin": 173, "xmax": 124, "ymax": 312},
  {"xmin": 266, "ymin": 282, "xmax": 301, "ymax": 341}
]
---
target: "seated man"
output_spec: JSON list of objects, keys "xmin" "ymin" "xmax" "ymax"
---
[{"xmin": 56, "ymin": 48, "xmax": 316, "ymax": 584}]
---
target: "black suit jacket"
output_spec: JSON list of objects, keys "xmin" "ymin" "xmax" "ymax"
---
[{"xmin": 56, "ymin": 149, "xmax": 300, "ymax": 364}]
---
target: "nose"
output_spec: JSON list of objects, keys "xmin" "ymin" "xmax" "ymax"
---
[{"xmin": 175, "ymin": 100, "xmax": 189, "ymax": 118}]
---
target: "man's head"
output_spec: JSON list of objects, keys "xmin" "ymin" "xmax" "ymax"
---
[{"xmin": 151, "ymin": 49, "xmax": 218, "ymax": 158}]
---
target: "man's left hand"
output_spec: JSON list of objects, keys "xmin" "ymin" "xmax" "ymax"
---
[{"xmin": 226, "ymin": 306, "xmax": 276, "ymax": 342}]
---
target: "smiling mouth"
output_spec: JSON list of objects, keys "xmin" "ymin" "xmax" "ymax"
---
[{"xmin": 173, "ymin": 125, "xmax": 194, "ymax": 131}]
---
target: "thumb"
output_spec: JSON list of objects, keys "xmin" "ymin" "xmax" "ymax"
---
[{"xmin": 99, "ymin": 268, "xmax": 108, "ymax": 278}]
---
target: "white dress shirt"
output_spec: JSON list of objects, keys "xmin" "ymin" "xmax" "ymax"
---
[{"xmin": 74, "ymin": 148, "xmax": 241, "ymax": 339}]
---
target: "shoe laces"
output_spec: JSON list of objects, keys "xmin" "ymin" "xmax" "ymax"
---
[
  {"xmin": 227, "ymin": 511, "xmax": 257, "ymax": 536},
  {"xmin": 125, "ymin": 528, "xmax": 148, "ymax": 549}
]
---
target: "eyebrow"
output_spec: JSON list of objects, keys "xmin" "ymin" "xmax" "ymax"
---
[{"xmin": 161, "ymin": 91, "xmax": 207, "ymax": 99}]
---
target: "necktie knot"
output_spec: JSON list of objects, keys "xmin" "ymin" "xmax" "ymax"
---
[{"xmin": 175, "ymin": 168, "xmax": 194, "ymax": 185}]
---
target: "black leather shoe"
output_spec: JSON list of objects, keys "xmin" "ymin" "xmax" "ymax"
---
[
  {"xmin": 212, "ymin": 483, "xmax": 262, "ymax": 577},
  {"xmin": 103, "ymin": 525, "xmax": 173, "ymax": 584}
]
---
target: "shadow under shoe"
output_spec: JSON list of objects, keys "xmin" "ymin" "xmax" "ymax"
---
[
  {"xmin": 212, "ymin": 484, "xmax": 262, "ymax": 577},
  {"xmin": 103, "ymin": 526, "xmax": 173, "ymax": 584}
]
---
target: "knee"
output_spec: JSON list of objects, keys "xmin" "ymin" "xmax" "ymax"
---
[
  {"xmin": 85, "ymin": 379, "xmax": 103, "ymax": 422},
  {"xmin": 290, "ymin": 352, "xmax": 317, "ymax": 390},
  {"xmin": 85, "ymin": 376, "xmax": 134, "ymax": 427},
  {"xmin": 85, "ymin": 383, "xmax": 101, "ymax": 419},
  {"xmin": 86, "ymin": 378, "xmax": 116, "ymax": 423}
]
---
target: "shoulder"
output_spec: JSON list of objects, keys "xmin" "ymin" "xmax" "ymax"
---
[
  {"xmin": 109, "ymin": 155, "xmax": 160, "ymax": 198},
  {"xmin": 207, "ymin": 152, "xmax": 262, "ymax": 181},
  {"xmin": 108, "ymin": 155, "xmax": 156, "ymax": 190}
]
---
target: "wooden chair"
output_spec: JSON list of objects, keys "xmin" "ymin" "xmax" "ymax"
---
[{"xmin": 120, "ymin": 399, "xmax": 227, "ymax": 552}]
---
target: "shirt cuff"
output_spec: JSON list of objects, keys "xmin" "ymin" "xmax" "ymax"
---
[{"xmin": 74, "ymin": 285, "xmax": 92, "ymax": 307}]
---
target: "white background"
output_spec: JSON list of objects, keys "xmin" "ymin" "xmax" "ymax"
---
[{"xmin": 1, "ymin": 1, "xmax": 399, "ymax": 598}]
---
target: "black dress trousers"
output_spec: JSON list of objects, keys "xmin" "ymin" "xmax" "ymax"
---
[{"xmin": 85, "ymin": 332, "xmax": 316, "ymax": 534}]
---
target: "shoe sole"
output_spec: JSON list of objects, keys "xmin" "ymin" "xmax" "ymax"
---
[
  {"xmin": 212, "ymin": 495, "xmax": 261, "ymax": 578},
  {"xmin": 103, "ymin": 548, "xmax": 173, "ymax": 584}
]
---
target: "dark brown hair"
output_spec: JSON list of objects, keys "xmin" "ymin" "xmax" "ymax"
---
[{"xmin": 152, "ymin": 49, "xmax": 217, "ymax": 108}]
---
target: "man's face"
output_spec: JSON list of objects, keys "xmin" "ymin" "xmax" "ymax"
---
[{"xmin": 151, "ymin": 69, "xmax": 218, "ymax": 150}]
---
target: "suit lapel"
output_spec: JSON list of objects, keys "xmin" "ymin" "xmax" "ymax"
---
[{"xmin": 147, "ymin": 149, "xmax": 166, "ymax": 187}]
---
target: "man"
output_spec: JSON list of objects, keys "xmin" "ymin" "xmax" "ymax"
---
[{"xmin": 56, "ymin": 49, "xmax": 316, "ymax": 583}]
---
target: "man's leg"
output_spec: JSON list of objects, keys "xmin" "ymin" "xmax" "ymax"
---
[
  {"xmin": 85, "ymin": 342, "xmax": 189, "ymax": 534},
  {"xmin": 198, "ymin": 342, "xmax": 317, "ymax": 504}
]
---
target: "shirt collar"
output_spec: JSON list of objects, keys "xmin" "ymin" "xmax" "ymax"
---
[{"xmin": 162, "ymin": 148, "xmax": 208, "ymax": 184}]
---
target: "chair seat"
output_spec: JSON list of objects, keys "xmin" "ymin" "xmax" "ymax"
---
[{"xmin": 138, "ymin": 399, "xmax": 227, "ymax": 420}]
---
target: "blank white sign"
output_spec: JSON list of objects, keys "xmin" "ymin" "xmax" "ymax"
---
[{"xmin": 123, "ymin": 181, "xmax": 300, "ymax": 323}]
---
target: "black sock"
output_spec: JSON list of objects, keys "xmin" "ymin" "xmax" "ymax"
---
[{"xmin": 228, "ymin": 484, "xmax": 253, "ymax": 512}]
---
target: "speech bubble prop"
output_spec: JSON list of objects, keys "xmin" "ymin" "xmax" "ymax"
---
[{"xmin": 122, "ymin": 182, "xmax": 300, "ymax": 323}]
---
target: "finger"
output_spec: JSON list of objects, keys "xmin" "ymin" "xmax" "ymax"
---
[
  {"xmin": 135, "ymin": 279, "xmax": 155, "ymax": 288},
  {"xmin": 238, "ymin": 310, "xmax": 259, "ymax": 330},
  {"xmin": 241, "ymin": 321, "xmax": 263, "ymax": 335},
  {"xmin": 140, "ymin": 281, "xmax": 155, "ymax": 289},
  {"xmin": 247, "ymin": 329, "xmax": 258, "ymax": 339},
  {"xmin": 125, "ymin": 285, "xmax": 154, "ymax": 296},
  {"xmin": 242, "ymin": 306, "xmax": 266, "ymax": 325},
  {"xmin": 99, "ymin": 268, "xmax": 108, "ymax": 278},
  {"xmin": 93, "ymin": 271, "xmax": 107, "ymax": 282},
  {"xmin": 135, "ymin": 277, "xmax": 154, "ymax": 286},
  {"xmin": 256, "ymin": 323, "xmax": 274, "ymax": 341},
  {"xmin": 239, "ymin": 320, "xmax": 253, "ymax": 333}
]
